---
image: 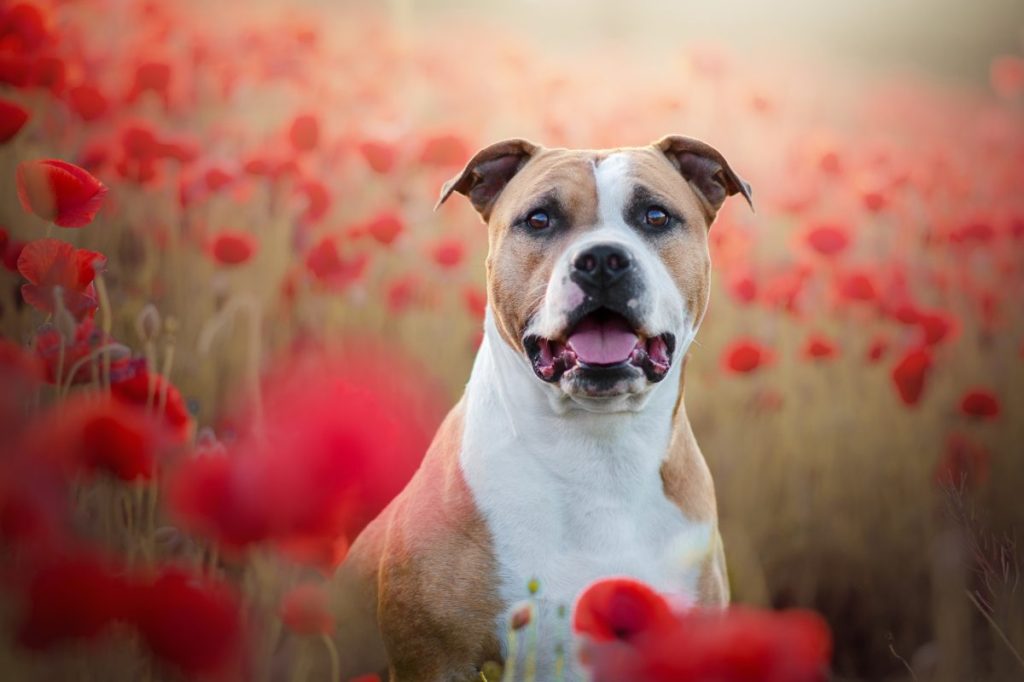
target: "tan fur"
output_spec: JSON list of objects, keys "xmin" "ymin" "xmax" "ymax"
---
[{"xmin": 332, "ymin": 400, "xmax": 503, "ymax": 681}]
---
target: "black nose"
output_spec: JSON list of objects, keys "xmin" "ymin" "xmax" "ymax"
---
[{"xmin": 570, "ymin": 243, "xmax": 633, "ymax": 291}]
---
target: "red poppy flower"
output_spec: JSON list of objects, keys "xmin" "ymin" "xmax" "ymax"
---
[
  {"xmin": 17, "ymin": 238, "xmax": 106, "ymax": 318},
  {"xmin": 620, "ymin": 607, "xmax": 831, "ymax": 682},
  {"xmin": 204, "ymin": 165, "xmax": 235, "ymax": 192},
  {"xmin": 890, "ymin": 346, "xmax": 932, "ymax": 406},
  {"xmin": 0, "ymin": 96, "xmax": 29, "ymax": 143},
  {"xmin": 168, "ymin": 349, "xmax": 443, "ymax": 556},
  {"xmin": 16, "ymin": 159, "xmax": 108, "ymax": 227},
  {"xmin": 366, "ymin": 211, "xmax": 404, "ymax": 246},
  {"xmin": 2, "ymin": 234, "xmax": 25, "ymax": 272},
  {"xmin": 131, "ymin": 568, "xmax": 242, "ymax": 676},
  {"xmin": 66, "ymin": 84, "xmax": 109, "ymax": 121},
  {"xmin": 934, "ymin": 433, "xmax": 990, "ymax": 489},
  {"xmin": 280, "ymin": 583, "xmax": 335, "ymax": 635},
  {"xmin": 991, "ymin": 55, "xmax": 1024, "ymax": 99},
  {"xmin": 0, "ymin": 53, "xmax": 32, "ymax": 87},
  {"xmin": 288, "ymin": 113, "xmax": 320, "ymax": 153},
  {"xmin": 110, "ymin": 362, "xmax": 192, "ymax": 441},
  {"xmin": 959, "ymin": 389, "xmax": 1000, "ymax": 420},
  {"xmin": 0, "ymin": 3, "xmax": 51, "ymax": 54},
  {"xmin": 208, "ymin": 230, "xmax": 258, "ymax": 266},
  {"xmin": 431, "ymin": 238, "xmax": 465, "ymax": 269},
  {"xmin": 127, "ymin": 60, "xmax": 172, "ymax": 106},
  {"xmin": 727, "ymin": 272, "xmax": 757, "ymax": 304},
  {"xmin": 418, "ymin": 133, "xmax": 470, "ymax": 167},
  {"xmin": 722, "ymin": 338, "xmax": 774, "ymax": 374},
  {"xmin": 305, "ymin": 236, "xmax": 368, "ymax": 289},
  {"xmin": 28, "ymin": 55, "xmax": 65, "ymax": 94},
  {"xmin": 801, "ymin": 334, "xmax": 838, "ymax": 361},
  {"xmin": 865, "ymin": 336, "xmax": 888, "ymax": 363},
  {"xmin": 917, "ymin": 310, "xmax": 957, "ymax": 346},
  {"xmin": 73, "ymin": 399, "xmax": 169, "ymax": 482},
  {"xmin": 358, "ymin": 139, "xmax": 397, "ymax": 174},
  {"xmin": 834, "ymin": 271, "xmax": 876, "ymax": 303},
  {"xmin": 803, "ymin": 221, "xmax": 850, "ymax": 257},
  {"xmin": 573, "ymin": 577, "xmax": 676, "ymax": 643},
  {"xmin": 387, "ymin": 274, "xmax": 420, "ymax": 312},
  {"xmin": 463, "ymin": 286, "xmax": 487, "ymax": 319},
  {"xmin": 296, "ymin": 178, "xmax": 331, "ymax": 224},
  {"xmin": 17, "ymin": 553, "xmax": 130, "ymax": 650}
]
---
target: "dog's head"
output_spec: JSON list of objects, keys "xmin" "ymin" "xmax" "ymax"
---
[{"xmin": 438, "ymin": 136, "xmax": 752, "ymax": 409}]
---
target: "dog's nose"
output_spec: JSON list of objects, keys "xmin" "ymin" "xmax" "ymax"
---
[{"xmin": 570, "ymin": 243, "xmax": 633, "ymax": 291}]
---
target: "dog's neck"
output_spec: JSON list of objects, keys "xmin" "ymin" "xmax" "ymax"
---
[{"xmin": 462, "ymin": 310, "xmax": 687, "ymax": 489}]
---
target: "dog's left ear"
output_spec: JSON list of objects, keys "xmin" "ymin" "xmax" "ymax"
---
[
  {"xmin": 655, "ymin": 135, "xmax": 754, "ymax": 218},
  {"xmin": 435, "ymin": 138, "xmax": 540, "ymax": 221}
]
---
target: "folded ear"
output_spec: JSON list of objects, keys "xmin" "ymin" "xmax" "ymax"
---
[
  {"xmin": 655, "ymin": 135, "xmax": 753, "ymax": 218},
  {"xmin": 435, "ymin": 138, "xmax": 540, "ymax": 220}
]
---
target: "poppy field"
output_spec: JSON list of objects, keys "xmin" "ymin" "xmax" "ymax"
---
[{"xmin": 0, "ymin": 1, "xmax": 1023, "ymax": 680}]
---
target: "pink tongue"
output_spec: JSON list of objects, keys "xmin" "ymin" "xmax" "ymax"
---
[{"xmin": 567, "ymin": 315, "xmax": 639, "ymax": 365}]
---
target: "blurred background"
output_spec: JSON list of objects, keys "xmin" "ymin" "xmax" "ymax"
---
[{"xmin": 1, "ymin": 0, "xmax": 1023, "ymax": 680}]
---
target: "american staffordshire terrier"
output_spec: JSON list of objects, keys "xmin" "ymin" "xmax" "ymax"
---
[{"xmin": 332, "ymin": 135, "xmax": 752, "ymax": 681}]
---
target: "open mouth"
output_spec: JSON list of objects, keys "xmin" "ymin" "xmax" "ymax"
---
[{"xmin": 524, "ymin": 308, "xmax": 675, "ymax": 384}]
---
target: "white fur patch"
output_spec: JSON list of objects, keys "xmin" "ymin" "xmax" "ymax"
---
[{"xmin": 460, "ymin": 313, "xmax": 713, "ymax": 679}]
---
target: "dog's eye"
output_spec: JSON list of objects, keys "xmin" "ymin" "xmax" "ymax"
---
[
  {"xmin": 526, "ymin": 210, "xmax": 550, "ymax": 230},
  {"xmin": 645, "ymin": 206, "xmax": 669, "ymax": 228}
]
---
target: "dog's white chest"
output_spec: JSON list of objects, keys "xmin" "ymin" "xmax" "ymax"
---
[{"xmin": 459, "ymin": 327, "xmax": 712, "ymax": 678}]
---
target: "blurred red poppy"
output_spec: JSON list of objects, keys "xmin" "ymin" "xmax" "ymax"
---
[
  {"xmin": 0, "ymin": 3, "xmax": 51, "ymax": 54},
  {"xmin": 575, "ymin": 578, "xmax": 832, "ymax": 682},
  {"xmin": 573, "ymin": 577, "xmax": 676, "ymax": 644},
  {"xmin": 934, "ymin": 433, "xmax": 990, "ymax": 489},
  {"xmin": 17, "ymin": 238, "xmax": 106, "ymax": 318},
  {"xmin": 288, "ymin": 113, "xmax": 320, "ymax": 153},
  {"xmin": 463, "ymin": 286, "xmax": 487, "ymax": 319},
  {"xmin": 366, "ymin": 211, "xmax": 404, "ymax": 246},
  {"xmin": 131, "ymin": 568, "xmax": 242, "ymax": 676},
  {"xmin": 75, "ymin": 400, "xmax": 169, "ymax": 482},
  {"xmin": 890, "ymin": 346, "xmax": 932, "ymax": 406},
  {"xmin": 305, "ymin": 236, "xmax": 368, "ymax": 289},
  {"xmin": 168, "ymin": 349, "xmax": 443, "ymax": 558},
  {"xmin": 431, "ymin": 238, "xmax": 465, "ymax": 269},
  {"xmin": 280, "ymin": 583, "xmax": 335, "ymax": 635},
  {"xmin": 387, "ymin": 274, "xmax": 420, "ymax": 312},
  {"xmin": 802, "ymin": 334, "xmax": 838, "ymax": 361},
  {"xmin": 17, "ymin": 553, "xmax": 130, "ymax": 650},
  {"xmin": 990, "ymin": 55, "xmax": 1024, "ymax": 99},
  {"xmin": 803, "ymin": 221, "xmax": 850, "ymax": 257},
  {"xmin": 127, "ymin": 59, "xmax": 172, "ymax": 106},
  {"xmin": 208, "ymin": 230, "xmax": 258, "ymax": 266},
  {"xmin": 418, "ymin": 132, "xmax": 469, "ymax": 167},
  {"xmin": 67, "ymin": 84, "xmax": 109, "ymax": 122},
  {"xmin": 727, "ymin": 272, "xmax": 757, "ymax": 304},
  {"xmin": 16, "ymin": 159, "xmax": 108, "ymax": 227},
  {"xmin": 959, "ymin": 389, "xmax": 1000, "ymax": 420},
  {"xmin": 834, "ymin": 271, "xmax": 877, "ymax": 303},
  {"xmin": 110, "ymin": 362, "xmax": 192, "ymax": 441},
  {"xmin": 916, "ymin": 309, "xmax": 957, "ymax": 347},
  {"xmin": 0, "ymin": 96, "xmax": 29, "ymax": 143},
  {"xmin": 358, "ymin": 139, "xmax": 398, "ymax": 174},
  {"xmin": 722, "ymin": 339, "xmax": 774, "ymax": 374},
  {"xmin": 296, "ymin": 178, "xmax": 331, "ymax": 224},
  {"xmin": 865, "ymin": 336, "xmax": 888, "ymax": 364}
]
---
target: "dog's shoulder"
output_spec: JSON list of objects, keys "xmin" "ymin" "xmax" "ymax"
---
[{"xmin": 372, "ymin": 398, "xmax": 505, "ymax": 677}]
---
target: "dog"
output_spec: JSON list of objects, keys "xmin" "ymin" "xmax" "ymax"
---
[{"xmin": 329, "ymin": 135, "xmax": 752, "ymax": 681}]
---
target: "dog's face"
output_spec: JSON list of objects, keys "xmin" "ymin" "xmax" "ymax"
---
[{"xmin": 439, "ymin": 136, "xmax": 752, "ymax": 409}]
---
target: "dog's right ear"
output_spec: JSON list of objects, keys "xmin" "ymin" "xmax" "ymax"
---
[{"xmin": 435, "ymin": 138, "xmax": 540, "ymax": 221}]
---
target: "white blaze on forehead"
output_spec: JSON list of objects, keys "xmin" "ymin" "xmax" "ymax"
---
[{"xmin": 593, "ymin": 153, "xmax": 633, "ymax": 227}]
